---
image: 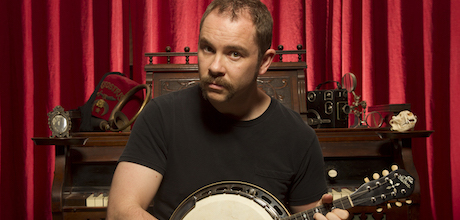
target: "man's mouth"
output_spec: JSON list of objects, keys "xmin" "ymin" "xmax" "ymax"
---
[
  {"xmin": 208, "ymin": 82, "xmax": 224, "ymax": 90},
  {"xmin": 200, "ymin": 77, "xmax": 232, "ymax": 93}
]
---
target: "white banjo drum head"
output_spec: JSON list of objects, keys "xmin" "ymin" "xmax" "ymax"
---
[
  {"xmin": 183, "ymin": 194, "xmax": 273, "ymax": 220},
  {"xmin": 170, "ymin": 181, "xmax": 290, "ymax": 220}
]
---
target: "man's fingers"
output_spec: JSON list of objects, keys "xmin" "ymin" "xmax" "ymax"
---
[
  {"xmin": 321, "ymin": 193, "xmax": 333, "ymax": 204},
  {"xmin": 313, "ymin": 213, "xmax": 327, "ymax": 220},
  {"xmin": 314, "ymin": 194, "xmax": 349, "ymax": 219},
  {"xmin": 332, "ymin": 208, "xmax": 349, "ymax": 219},
  {"xmin": 313, "ymin": 208, "xmax": 349, "ymax": 220}
]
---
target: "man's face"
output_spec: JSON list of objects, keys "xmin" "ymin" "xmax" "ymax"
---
[{"xmin": 198, "ymin": 10, "xmax": 261, "ymax": 103}]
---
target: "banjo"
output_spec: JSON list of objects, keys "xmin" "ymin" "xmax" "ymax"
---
[{"xmin": 170, "ymin": 169, "xmax": 415, "ymax": 220}]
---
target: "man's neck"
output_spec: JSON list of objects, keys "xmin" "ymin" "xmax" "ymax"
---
[{"xmin": 209, "ymin": 88, "xmax": 271, "ymax": 121}]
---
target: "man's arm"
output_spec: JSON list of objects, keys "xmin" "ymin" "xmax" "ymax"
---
[
  {"xmin": 290, "ymin": 194, "xmax": 349, "ymax": 220},
  {"xmin": 107, "ymin": 161, "xmax": 163, "ymax": 220}
]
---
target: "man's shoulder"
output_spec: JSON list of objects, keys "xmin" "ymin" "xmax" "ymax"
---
[
  {"xmin": 140, "ymin": 85, "xmax": 202, "ymax": 116},
  {"xmin": 270, "ymin": 98, "xmax": 304, "ymax": 121},
  {"xmin": 153, "ymin": 85, "xmax": 201, "ymax": 103},
  {"xmin": 269, "ymin": 98, "xmax": 315, "ymax": 133}
]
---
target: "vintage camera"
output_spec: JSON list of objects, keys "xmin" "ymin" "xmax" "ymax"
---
[{"xmin": 306, "ymin": 80, "xmax": 351, "ymax": 128}]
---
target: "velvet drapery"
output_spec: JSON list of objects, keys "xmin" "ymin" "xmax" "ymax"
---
[{"xmin": 0, "ymin": 0, "xmax": 457, "ymax": 219}]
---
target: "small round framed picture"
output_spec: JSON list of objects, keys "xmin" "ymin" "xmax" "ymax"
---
[{"xmin": 48, "ymin": 105, "xmax": 72, "ymax": 138}]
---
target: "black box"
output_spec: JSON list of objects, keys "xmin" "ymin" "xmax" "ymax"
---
[{"xmin": 306, "ymin": 88, "xmax": 349, "ymax": 128}]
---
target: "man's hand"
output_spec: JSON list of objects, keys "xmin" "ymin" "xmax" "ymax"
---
[{"xmin": 313, "ymin": 194, "xmax": 349, "ymax": 220}]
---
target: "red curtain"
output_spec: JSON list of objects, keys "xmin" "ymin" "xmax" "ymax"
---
[
  {"xmin": 306, "ymin": 1, "xmax": 459, "ymax": 220},
  {"xmin": 0, "ymin": 0, "xmax": 458, "ymax": 219}
]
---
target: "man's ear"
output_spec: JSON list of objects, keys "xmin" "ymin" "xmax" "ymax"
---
[{"xmin": 258, "ymin": 49, "xmax": 276, "ymax": 75}]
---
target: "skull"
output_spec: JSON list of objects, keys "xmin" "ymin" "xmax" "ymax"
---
[{"xmin": 389, "ymin": 110, "xmax": 417, "ymax": 132}]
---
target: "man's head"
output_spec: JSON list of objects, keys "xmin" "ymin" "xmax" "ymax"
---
[
  {"xmin": 198, "ymin": 0, "xmax": 276, "ymax": 107},
  {"xmin": 199, "ymin": 0, "xmax": 273, "ymax": 61}
]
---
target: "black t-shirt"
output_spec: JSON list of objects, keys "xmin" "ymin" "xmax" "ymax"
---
[{"xmin": 119, "ymin": 85, "xmax": 327, "ymax": 220}]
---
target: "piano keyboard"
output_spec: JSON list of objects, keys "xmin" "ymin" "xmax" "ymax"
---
[{"xmin": 86, "ymin": 193, "xmax": 109, "ymax": 207}]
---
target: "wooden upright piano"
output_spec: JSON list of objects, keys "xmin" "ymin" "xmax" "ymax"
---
[{"xmin": 33, "ymin": 47, "xmax": 432, "ymax": 220}]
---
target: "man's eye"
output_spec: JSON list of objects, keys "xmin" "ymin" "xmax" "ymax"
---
[
  {"xmin": 203, "ymin": 46, "xmax": 214, "ymax": 53},
  {"xmin": 230, "ymin": 52, "xmax": 241, "ymax": 58}
]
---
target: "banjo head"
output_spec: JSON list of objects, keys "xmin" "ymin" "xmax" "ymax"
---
[{"xmin": 170, "ymin": 181, "xmax": 290, "ymax": 220}]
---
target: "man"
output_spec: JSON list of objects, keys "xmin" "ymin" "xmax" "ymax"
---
[{"xmin": 107, "ymin": 0, "xmax": 349, "ymax": 219}]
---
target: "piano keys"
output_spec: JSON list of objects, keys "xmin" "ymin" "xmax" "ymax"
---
[
  {"xmin": 85, "ymin": 193, "xmax": 108, "ymax": 207},
  {"xmin": 329, "ymin": 187, "xmax": 356, "ymax": 200},
  {"xmin": 63, "ymin": 192, "xmax": 109, "ymax": 207}
]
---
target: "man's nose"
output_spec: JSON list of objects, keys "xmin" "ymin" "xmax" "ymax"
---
[{"xmin": 208, "ymin": 54, "xmax": 225, "ymax": 77}]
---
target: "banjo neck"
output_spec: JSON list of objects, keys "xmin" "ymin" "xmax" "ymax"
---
[
  {"xmin": 284, "ymin": 169, "xmax": 415, "ymax": 219},
  {"xmin": 284, "ymin": 196, "xmax": 352, "ymax": 220}
]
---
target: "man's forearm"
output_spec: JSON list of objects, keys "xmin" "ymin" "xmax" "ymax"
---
[{"xmin": 107, "ymin": 204, "xmax": 158, "ymax": 220}]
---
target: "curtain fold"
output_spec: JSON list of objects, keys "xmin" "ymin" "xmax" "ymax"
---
[
  {"xmin": 451, "ymin": 1, "xmax": 460, "ymax": 219},
  {"xmin": 0, "ymin": 0, "xmax": 457, "ymax": 219}
]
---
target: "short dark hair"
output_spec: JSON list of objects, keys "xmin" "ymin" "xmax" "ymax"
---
[{"xmin": 199, "ymin": 0, "xmax": 273, "ymax": 60}]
